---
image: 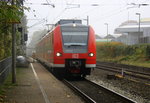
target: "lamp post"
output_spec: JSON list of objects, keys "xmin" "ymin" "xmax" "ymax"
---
[
  {"xmin": 87, "ymin": 16, "xmax": 89, "ymax": 25},
  {"xmin": 83, "ymin": 16, "xmax": 89, "ymax": 25},
  {"xmin": 104, "ymin": 23, "xmax": 108, "ymax": 42},
  {"xmin": 136, "ymin": 13, "xmax": 141, "ymax": 35}
]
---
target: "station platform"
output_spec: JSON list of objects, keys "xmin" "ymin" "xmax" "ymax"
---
[{"xmin": 4, "ymin": 62, "xmax": 84, "ymax": 103}]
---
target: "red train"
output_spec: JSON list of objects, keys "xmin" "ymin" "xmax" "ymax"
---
[{"xmin": 35, "ymin": 19, "xmax": 96, "ymax": 78}]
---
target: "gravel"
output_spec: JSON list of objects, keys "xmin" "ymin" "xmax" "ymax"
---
[{"xmin": 86, "ymin": 68, "xmax": 150, "ymax": 103}]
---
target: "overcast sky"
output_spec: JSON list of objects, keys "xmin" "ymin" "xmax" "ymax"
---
[{"xmin": 24, "ymin": 0, "xmax": 150, "ymax": 43}]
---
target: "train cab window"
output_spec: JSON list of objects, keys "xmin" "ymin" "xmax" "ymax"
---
[
  {"xmin": 62, "ymin": 31, "xmax": 88, "ymax": 53},
  {"xmin": 62, "ymin": 31, "xmax": 88, "ymax": 45}
]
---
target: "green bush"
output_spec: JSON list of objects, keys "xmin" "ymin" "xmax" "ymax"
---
[
  {"xmin": 96, "ymin": 42, "xmax": 150, "ymax": 62},
  {"xmin": 145, "ymin": 45, "xmax": 150, "ymax": 60}
]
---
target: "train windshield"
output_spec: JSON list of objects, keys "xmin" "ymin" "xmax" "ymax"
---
[
  {"xmin": 62, "ymin": 32, "xmax": 88, "ymax": 45},
  {"xmin": 62, "ymin": 31, "xmax": 88, "ymax": 53}
]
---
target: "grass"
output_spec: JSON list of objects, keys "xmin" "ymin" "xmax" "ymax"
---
[
  {"xmin": 97, "ymin": 57, "xmax": 150, "ymax": 68},
  {"xmin": 120, "ymin": 61, "xmax": 150, "ymax": 68}
]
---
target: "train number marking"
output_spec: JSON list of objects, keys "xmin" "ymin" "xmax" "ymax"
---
[{"xmin": 72, "ymin": 54, "xmax": 79, "ymax": 58}]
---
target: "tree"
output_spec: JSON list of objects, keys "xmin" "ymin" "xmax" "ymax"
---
[{"xmin": 0, "ymin": 1, "xmax": 27, "ymax": 60}]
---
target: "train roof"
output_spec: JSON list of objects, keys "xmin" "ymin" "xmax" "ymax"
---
[
  {"xmin": 55, "ymin": 19, "xmax": 82, "ymax": 26},
  {"xmin": 60, "ymin": 23, "xmax": 88, "ymax": 27},
  {"xmin": 39, "ymin": 20, "xmax": 88, "ymax": 42},
  {"xmin": 60, "ymin": 23, "xmax": 89, "ymax": 32}
]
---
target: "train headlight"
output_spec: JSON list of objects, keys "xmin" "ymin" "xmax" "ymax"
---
[
  {"xmin": 73, "ymin": 23, "xmax": 76, "ymax": 27},
  {"xmin": 56, "ymin": 52, "xmax": 62, "ymax": 56},
  {"xmin": 89, "ymin": 53, "xmax": 94, "ymax": 57}
]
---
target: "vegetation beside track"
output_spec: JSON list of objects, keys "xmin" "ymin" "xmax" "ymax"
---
[
  {"xmin": 96, "ymin": 42, "xmax": 150, "ymax": 68},
  {"xmin": 0, "ymin": 1, "xmax": 28, "ymax": 60}
]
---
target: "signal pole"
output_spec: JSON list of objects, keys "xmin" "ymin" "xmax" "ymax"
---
[
  {"xmin": 104, "ymin": 23, "xmax": 108, "ymax": 42},
  {"xmin": 11, "ymin": 0, "xmax": 16, "ymax": 83}
]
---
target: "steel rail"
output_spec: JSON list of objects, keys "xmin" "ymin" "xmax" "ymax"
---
[
  {"xmin": 63, "ymin": 79, "xmax": 96, "ymax": 103},
  {"xmin": 96, "ymin": 64, "xmax": 150, "ymax": 81},
  {"xmin": 85, "ymin": 79, "xmax": 137, "ymax": 103},
  {"xmin": 63, "ymin": 79, "xmax": 136, "ymax": 103},
  {"xmin": 97, "ymin": 63, "xmax": 150, "ymax": 76},
  {"xmin": 97, "ymin": 61, "xmax": 150, "ymax": 74}
]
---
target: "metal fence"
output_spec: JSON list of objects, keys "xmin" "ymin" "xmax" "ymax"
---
[{"xmin": 0, "ymin": 57, "xmax": 12, "ymax": 85}]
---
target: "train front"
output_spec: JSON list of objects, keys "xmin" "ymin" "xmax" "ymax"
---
[{"xmin": 54, "ymin": 23, "xmax": 96, "ymax": 77}]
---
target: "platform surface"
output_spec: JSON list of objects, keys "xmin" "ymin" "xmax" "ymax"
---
[{"xmin": 4, "ymin": 62, "xmax": 84, "ymax": 103}]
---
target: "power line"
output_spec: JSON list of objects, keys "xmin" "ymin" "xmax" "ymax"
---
[
  {"xmin": 93, "ymin": 5, "xmax": 128, "ymax": 23},
  {"xmin": 25, "ymin": 1, "xmax": 48, "ymax": 28},
  {"xmin": 28, "ymin": 19, "xmax": 46, "ymax": 29},
  {"xmin": 52, "ymin": 8, "xmax": 67, "ymax": 24},
  {"xmin": 45, "ymin": 0, "xmax": 55, "ymax": 8},
  {"xmin": 51, "ymin": 3, "xmax": 82, "ymax": 24},
  {"xmin": 75, "ymin": 4, "xmax": 103, "ymax": 19}
]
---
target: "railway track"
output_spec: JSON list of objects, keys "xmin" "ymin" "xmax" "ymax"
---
[
  {"xmin": 96, "ymin": 62, "xmax": 150, "ymax": 83},
  {"xmin": 63, "ymin": 79, "xmax": 136, "ymax": 103}
]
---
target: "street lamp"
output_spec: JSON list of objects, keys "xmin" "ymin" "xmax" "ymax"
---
[
  {"xmin": 104, "ymin": 23, "xmax": 108, "ymax": 42},
  {"xmin": 83, "ymin": 16, "xmax": 89, "ymax": 25},
  {"xmin": 136, "ymin": 13, "xmax": 141, "ymax": 35}
]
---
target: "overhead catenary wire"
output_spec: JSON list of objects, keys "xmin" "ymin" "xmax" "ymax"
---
[
  {"xmin": 25, "ymin": 0, "xmax": 55, "ymax": 28},
  {"xmin": 26, "ymin": 0, "xmax": 150, "ymax": 32},
  {"xmin": 74, "ymin": 3, "xmax": 128, "ymax": 24},
  {"xmin": 24, "ymin": 1, "xmax": 47, "ymax": 30},
  {"xmin": 52, "ymin": 8, "xmax": 67, "ymax": 24},
  {"xmin": 74, "ymin": 0, "xmax": 149, "ymax": 23},
  {"xmin": 93, "ymin": 5, "xmax": 128, "ymax": 23},
  {"xmin": 28, "ymin": 19, "xmax": 46, "ymax": 29},
  {"xmin": 72, "ymin": 1, "xmax": 134, "ymax": 23}
]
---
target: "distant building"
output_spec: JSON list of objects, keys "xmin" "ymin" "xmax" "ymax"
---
[
  {"xmin": 115, "ymin": 34, "xmax": 128, "ymax": 44},
  {"xmin": 96, "ymin": 34, "xmax": 115, "ymax": 42},
  {"xmin": 104, "ymin": 34, "xmax": 115, "ymax": 41},
  {"xmin": 95, "ymin": 34, "xmax": 102, "ymax": 39},
  {"xmin": 115, "ymin": 19, "xmax": 150, "ymax": 45},
  {"xmin": 114, "ymin": 19, "xmax": 150, "ymax": 45}
]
